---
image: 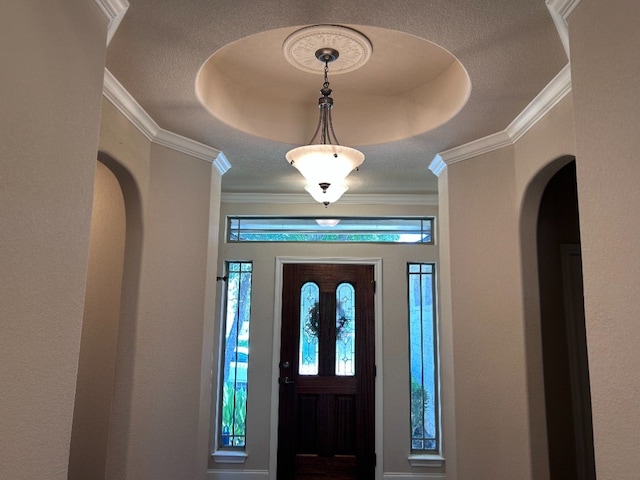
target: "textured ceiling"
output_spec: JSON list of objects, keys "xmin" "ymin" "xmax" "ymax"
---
[{"xmin": 106, "ymin": 0, "xmax": 567, "ymax": 197}]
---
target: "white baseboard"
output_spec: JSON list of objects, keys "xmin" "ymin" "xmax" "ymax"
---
[
  {"xmin": 384, "ymin": 474, "xmax": 446, "ymax": 480},
  {"xmin": 207, "ymin": 469, "xmax": 445, "ymax": 480},
  {"xmin": 207, "ymin": 469, "xmax": 269, "ymax": 479}
]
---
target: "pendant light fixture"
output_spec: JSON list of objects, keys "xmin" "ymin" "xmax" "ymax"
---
[{"xmin": 284, "ymin": 26, "xmax": 371, "ymax": 206}]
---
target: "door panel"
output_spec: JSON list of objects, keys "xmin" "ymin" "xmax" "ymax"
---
[{"xmin": 277, "ymin": 263, "xmax": 375, "ymax": 479}]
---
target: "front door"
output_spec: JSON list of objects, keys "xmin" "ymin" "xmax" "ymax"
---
[{"xmin": 277, "ymin": 263, "xmax": 375, "ymax": 479}]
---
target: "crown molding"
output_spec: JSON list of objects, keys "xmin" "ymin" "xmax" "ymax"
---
[
  {"xmin": 428, "ymin": 155, "xmax": 447, "ymax": 177},
  {"xmin": 546, "ymin": 0, "xmax": 582, "ymax": 19},
  {"xmin": 545, "ymin": 0, "xmax": 582, "ymax": 59},
  {"xmin": 429, "ymin": 63, "xmax": 572, "ymax": 176},
  {"xmin": 102, "ymin": 69, "xmax": 229, "ymax": 175},
  {"xmin": 94, "ymin": 0, "xmax": 129, "ymax": 45},
  {"xmin": 103, "ymin": 69, "xmax": 157, "ymax": 141},
  {"xmin": 221, "ymin": 192, "xmax": 438, "ymax": 206},
  {"xmin": 437, "ymin": 130, "xmax": 512, "ymax": 168},
  {"xmin": 507, "ymin": 63, "xmax": 572, "ymax": 142}
]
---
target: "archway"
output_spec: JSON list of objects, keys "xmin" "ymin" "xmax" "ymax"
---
[
  {"xmin": 521, "ymin": 158, "xmax": 595, "ymax": 480},
  {"xmin": 68, "ymin": 155, "xmax": 143, "ymax": 480},
  {"xmin": 536, "ymin": 161, "xmax": 595, "ymax": 480}
]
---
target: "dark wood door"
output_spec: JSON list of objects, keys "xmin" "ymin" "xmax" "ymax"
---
[{"xmin": 277, "ymin": 263, "xmax": 375, "ymax": 480}]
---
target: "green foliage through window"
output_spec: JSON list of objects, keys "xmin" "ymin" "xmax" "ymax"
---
[
  {"xmin": 408, "ymin": 263, "xmax": 439, "ymax": 452},
  {"xmin": 219, "ymin": 261, "xmax": 252, "ymax": 448},
  {"xmin": 227, "ymin": 216, "xmax": 433, "ymax": 243}
]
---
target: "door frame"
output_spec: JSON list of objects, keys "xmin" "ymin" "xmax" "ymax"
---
[{"xmin": 269, "ymin": 257, "xmax": 384, "ymax": 480}]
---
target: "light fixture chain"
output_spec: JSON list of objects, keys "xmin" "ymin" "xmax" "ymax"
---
[{"xmin": 324, "ymin": 60, "xmax": 330, "ymax": 89}]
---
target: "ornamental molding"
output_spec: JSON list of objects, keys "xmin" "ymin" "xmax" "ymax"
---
[
  {"xmin": 220, "ymin": 192, "xmax": 438, "ymax": 206},
  {"xmin": 94, "ymin": 0, "xmax": 129, "ymax": 45},
  {"xmin": 102, "ymin": 69, "xmax": 230, "ymax": 175},
  {"xmin": 545, "ymin": 0, "xmax": 582, "ymax": 58},
  {"xmin": 546, "ymin": 0, "xmax": 583, "ymax": 19},
  {"xmin": 429, "ymin": 63, "xmax": 572, "ymax": 176}
]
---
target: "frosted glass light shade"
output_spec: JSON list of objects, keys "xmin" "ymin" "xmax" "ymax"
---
[
  {"xmin": 286, "ymin": 144, "xmax": 364, "ymax": 186},
  {"xmin": 305, "ymin": 183, "xmax": 349, "ymax": 204}
]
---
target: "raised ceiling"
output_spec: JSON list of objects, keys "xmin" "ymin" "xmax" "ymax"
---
[
  {"xmin": 196, "ymin": 25, "xmax": 470, "ymax": 147},
  {"xmin": 105, "ymin": 0, "xmax": 567, "ymax": 198}
]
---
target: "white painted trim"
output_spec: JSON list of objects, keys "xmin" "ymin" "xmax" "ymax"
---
[
  {"xmin": 407, "ymin": 454, "xmax": 446, "ymax": 468},
  {"xmin": 270, "ymin": 257, "xmax": 385, "ymax": 480},
  {"xmin": 94, "ymin": 0, "xmax": 129, "ymax": 45},
  {"xmin": 430, "ymin": 63, "xmax": 572, "ymax": 175},
  {"xmin": 207, "ymin": 469, "xmax": 269, "ymax": 479},
  {"xmin": 384, "ymin": 473, "xmax": 446, "ymax": 480},
  {"xmin": 102, "ymin": 69, "xmax": 229, "ymax": 174},
  {"xmin": 214, "ymin": 152, "xmax": 232, "ymax": 176},
  {"xmin": 103, "ymin": 69, "xmax": 158, "ymax": 141},
  {"xmin": 547, "ymin": 0, "xmax": 583, "ymax": 19},
  {"xmin": 546, "ymin": 0, "xmax": 570, "ymax": 59},
  {"xmin": 546, "ymin": 0, "xmax": 581, "ymax": 60},
  {"xmin": 221, "ymin": 192, "xmax": 438, "ymax": 206},
  {"xmin": 154, "ymin": 129, "xmax": 230, "ymax": 173},
  {"xmin": 506, "ymin": 63, "xmax": 572, "ymax": 143},
  {"xmin": 439, "ymin": 130, "xmax": 512, "ymax": 167},
  {"xmin": 211, "ymin": 450, "xmax": 248, "ymax": 464},
  {"xmin": 428, "ymin": 155, "xmax": 447, "ymax": 178}
]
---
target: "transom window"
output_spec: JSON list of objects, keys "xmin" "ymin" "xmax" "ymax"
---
[{"xmin": 227, "ymin": 216, "xmax": 433, "ymax": 244}]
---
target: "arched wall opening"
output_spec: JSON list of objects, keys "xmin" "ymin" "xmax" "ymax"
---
[
  {"xmin": 536, "ymin": 161, "xmax": 595, "ymax": 480},
  {"xmin": 520, "ymin": 157, "xmax": 595, "ymax": 480},
  {"xmin": 68, "ymin": 154, "xmax": 143, "ymax": 480}
]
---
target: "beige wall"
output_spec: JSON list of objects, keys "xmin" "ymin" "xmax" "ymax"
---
[
  {"xmin": 69, "ymin": 162, "xmax": 127, "ymax": 480},
  {"xmin": 442, "ymin": 146, "xmax": 536, "ymax": 480},
  {"xmin": 515, "ymin": 94, "xmax": 577, "ymax": 480},
  {"xmin": 98, "ymin": 102, "xmax": 222, "ymax": 480},
  {"xmin": 570, "ymin": 1, "xmax": 640, "ymax": 478},
  {"xmin": 210, "ymin": 201, "xmax": 445, "ymax": 477},
  {"xmin": 436, "ymin": 93, "xmax": 579, "ymax": 480},
  {"xmin": 0, "ymin": 2, "xmax": 107, "ymax": 478}
]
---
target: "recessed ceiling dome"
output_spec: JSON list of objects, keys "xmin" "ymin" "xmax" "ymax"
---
[{"xmin": 195, "ymin": 24, "xmax": 471, "ymax": 147}]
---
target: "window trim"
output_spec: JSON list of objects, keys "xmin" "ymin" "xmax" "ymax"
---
[
  {"xmin": 212, "ymin": 261, "xmax": 253, "ymax": 462},
  {"xmin": 226, "ymin": 216, "xmax": 434, "ymax": 244},
  {"xmin": 407, "ymin": 262, "xmax": 442, "ymax": 460}
]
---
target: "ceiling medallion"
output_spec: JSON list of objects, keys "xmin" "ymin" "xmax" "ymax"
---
[{"xmin": 283, "ymin": 25, "xmax": 373, "ymax": 75}]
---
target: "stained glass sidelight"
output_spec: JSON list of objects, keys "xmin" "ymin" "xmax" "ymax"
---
[
  {"xmin": 408, "ymin": 263, "xmax": 438, "ymax": 452},
  {"xmin": 219, "ymin": 261, "xmax": 252, "ymax": 448}
]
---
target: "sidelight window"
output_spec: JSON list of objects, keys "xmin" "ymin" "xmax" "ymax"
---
[
  {"xmin": 219, "ymin": 261, "xmax": 252, "ymax": 449},
  {"xmin": 408, "ymin": 263, "xmax": 439, "ymax": 453}
]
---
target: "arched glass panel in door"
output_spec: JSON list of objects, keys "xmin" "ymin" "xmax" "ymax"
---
[
  {"xmin": 299, "ymin": 282, "xmax": 319, "ymax": 375},
  {"xmin": 336, "ymin": 282, "xmax": 355, "ymax": 376}
]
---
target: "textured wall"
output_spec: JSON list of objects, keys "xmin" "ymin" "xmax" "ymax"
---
[
  {"xmin": 436, "ymin": 94, "xmax": 578, "ymax": 480},
  {"xmin": 98, "ymin": 101, "xmax": 221, "ymax": 480},
  {"xmin": 515, "ymin": 95, "xmax": 577, "ymax": 480},
  {"xmin": 570, "ymin": 1, "xmax": 640, "ymax": 478},
  {"xmin": 68, "ymin": 162, "xmax": 127, "ymax": 480},
  {"xmin": 0, "ymin": 2, "xmax": 107, "ymax": 478},
  {"xmin": 443, "ymin": 146, "xmax": 536, "ymax": 480}
]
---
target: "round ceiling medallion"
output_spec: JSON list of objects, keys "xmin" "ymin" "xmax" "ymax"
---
[{"xmin": 283, "ymin": 25, "xmax": 373, "ymax": 75}]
